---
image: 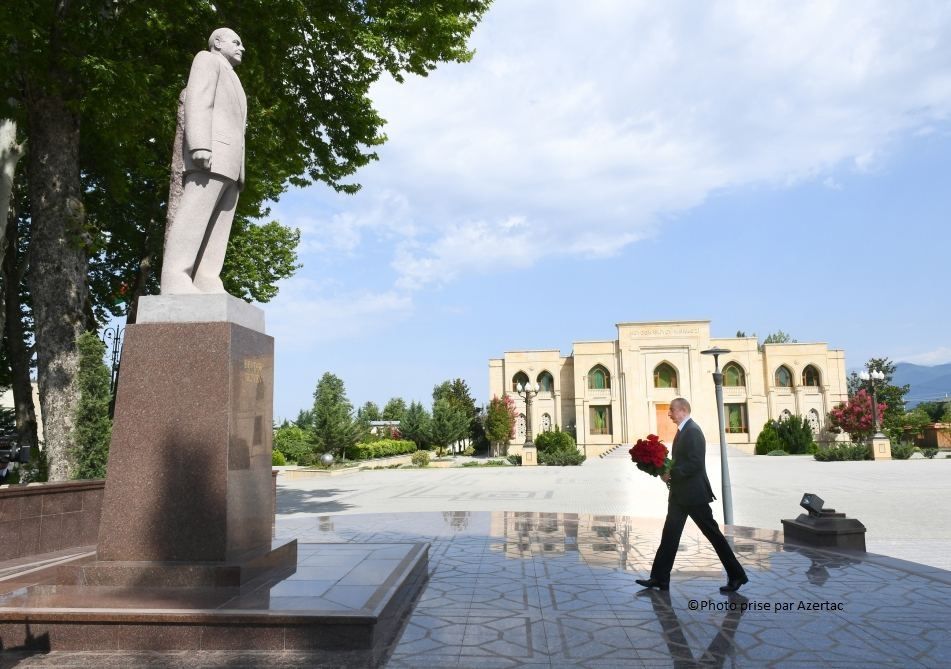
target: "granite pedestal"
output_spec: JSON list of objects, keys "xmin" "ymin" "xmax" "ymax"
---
[{"xmin": 0, "ymin": 296, "xmax": 427, "ymax": 659}]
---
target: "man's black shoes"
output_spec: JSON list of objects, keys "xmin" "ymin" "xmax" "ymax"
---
[
  {"xmin": 635, "ymin": 578, "xmax": 669, "ymax": 591},
  {"xmin": 719, "ymin": 574, "xmax": 749, "ymax": 593}
]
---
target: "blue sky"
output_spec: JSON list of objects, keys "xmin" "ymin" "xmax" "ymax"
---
[{"xmin": 257, "ymin": 1, "xmax": 951, "ymax": 421}]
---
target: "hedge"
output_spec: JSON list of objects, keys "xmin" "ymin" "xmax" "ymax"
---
[{"xmin": 345, "ymin": 439, "xmax": 418, "ymax": 461}]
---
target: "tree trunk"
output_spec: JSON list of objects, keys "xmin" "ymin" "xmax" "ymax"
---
[
  {"xmin": 3, "ymin": 214, "xmax": 39, "ymax": 458},
  {"xmin": 164, "ymin": 89, "xmax": 186, "ymax": 252},
  {"xmin": 25, "ymin": 96, "xmax": 88, "ymax": 481},
  {"xmin": 0, "ymin": 119, "xmax": 26, "ymax": 342}
]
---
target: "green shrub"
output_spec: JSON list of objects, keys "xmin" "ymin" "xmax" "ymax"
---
[
  {"xmin": 345, "ymin": 439, "xmax": 417, "ymax": 460},
  {"xmin": 72, "ymin": 332, "xmax": 113, "ymax": 479},
  {"xmin": 507, "ymin": 454, "xmax": 522, "ymax": 466},
  {"xmin": 755, "ymin": 421, "xmax": 782, "ymax": 455},
  {"xmin": 539, "ymin": 448, "xmax": 585, "ymax": 466},
  {"xmin": 922, "ymin": 448, "xmax": 938, "ymax": 459},
  {"xmin": 411, "ymin": 450, "xmax": 430, "ymax": 467},
  {"xmin": 766, "ymin": 449, "xmax": 788, "ymax": 456},
  {"xmin": 463, "ymin": 446, "xmax": 476, "ymax": 456},
  {"xmin": 461, "ymin": 461, "xmax": 481, "ymax": 467},
  {"xmin": 775, "ymin": 415, "xmax": 816, "ymax": 455},
  {"xmin": 272, "ymin": 450, "xmax": 287, "ymax": 466},
  {"xmin": 485, "ymin": 459, "xmax": 508, "ymax": 466},
  {"xmin": 814, "ymin": 443, "xmax": 872, "ymax": 461},
  {"xmin": 273, "ymin": 424, "xmax": 314, "ymax": 464},
  {"xmin": 889, "ymin": 444, "xmax": 914, "ymax": 460},
  {"xmin": 534, "ymin": 429, "xmax": 576, "ymax": 452},
  {"xmin": 297, "ymin": 451, "xmax": 316, "ymax": 467}
]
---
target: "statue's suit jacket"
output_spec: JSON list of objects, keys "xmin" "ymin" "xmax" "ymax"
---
[
  {"xmin": 668, "ymin": 418, "xmax": 717, "ymax": 507},
  {"xmin": 182, "ymin": 50, "xmax": 247, "ymax": 188}
]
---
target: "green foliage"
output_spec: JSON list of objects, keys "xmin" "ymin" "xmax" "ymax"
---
[
  {"xmin": 763, "ymin": 330, "xmax": 796, "ymax": 345},
  {"xmin": 221, "ymin": 219, "xmax": 300, "ymax": 303},
  {"xmin": 382, "ymin": 398, "xmax": 408, "ymax": 422},
  {"xmin": 755, "ymin": 420, "xmax": 783, "ymax": 455},
  {"xmin": 889, "ymin": 444, "xmax": 915, "ymax": 460},
  {"xmin": 922, "ymin": 448, "xmax": 939, "ymax": 459},
  {"xmin": 357, "ymin": 401, "xmax": 382, "ymax": 422},
  {"xmin": 774, "ymin": 414, "xmax": 816, "ymax": 454},
  {"xmin": 484, "ymin": 395, "xmax": 515, "ymax": 448},
  {"xmin": 273, "ymin": 424, "xmax": 314, "ymax": 463},
  {"xmin": 766, "ymin": 449, "xmax": 788, "ymax": 456},
  {"xmin": 411, "ymin": 450, "xmax": 430, "ymax": 467},
  {"xmin": 485, "ymin": 459, "xmax": 508, "ymax": 466},
  {"xmin": 345, "ymin": 439, "xmax": 417, "ymax": 460},
  {"xmin": 272, "ymin": 449, "xmax": 286, "ymax": 466},
  {"xmin": 462, "ymin": 446, "xmax": 476, "ymax": 456},
  {"xmin": 813, "ymin": 443, "xmax": 873, "ymax": 462},
  {"xmin": 916, "ymin": 401, "xmax": 951, "ymax": 422},
  {"xmin": 430, "ymin": 398, "xmax": 468, "ymax": 456},
  {"xmin": 534, "ymin": 428, "xmax": 576, "ymax": 452},
  {"xmin": 539, "ymin": 448, "xmax": 586, "ymax": 466},
  {"xmin": 506, "ymin": 454, "xmax": 522, "ymax": 466},
  {"xmin": 312, "ymin": 373, "xmax": 358, "ymax": 458},
  {"xmin": 400, "ymin": 401, "xmax": 432, "ymax": 449},
  {"xmin": 900, "ymin": 408, "xmax": 932, "ymax": 444},
  {"xmin": 71, "ymin": 332, "xmax": 112, "ymax": 479}
]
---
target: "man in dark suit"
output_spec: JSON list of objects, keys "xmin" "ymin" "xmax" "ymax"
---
[{"xmin": 636, "ymin": 397, "xmax": 748, "ymax": 592}]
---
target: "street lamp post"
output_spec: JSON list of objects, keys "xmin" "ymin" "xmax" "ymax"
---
[
  {"xmin": 701, "ymin": 347, "xmax": 734, "ymax": 526},
  {"xmin": 102, "ymin": 324, "xmax": 125, "ymax": 418},
  {"xmin": 516, "ymin": 382, "xmax": 539, "ymax": 448},
  {"xmin": 859, "ymin": 367, "xmax": 886, "ymax": 438}
]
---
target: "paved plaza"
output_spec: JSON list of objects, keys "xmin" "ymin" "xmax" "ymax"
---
[{"xmin": 3, "ymin": 448, "xmax": 950, "ymax": 667}]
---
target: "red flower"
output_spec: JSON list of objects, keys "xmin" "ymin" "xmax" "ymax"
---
[{"xmin": 629, "ymin": 434, "xmax": 672, "ymax": 478}]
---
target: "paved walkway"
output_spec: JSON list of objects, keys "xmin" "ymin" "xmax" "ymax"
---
[{"xmin": 278, "ymin": 447, "xmax": 951, "ymax": 570}]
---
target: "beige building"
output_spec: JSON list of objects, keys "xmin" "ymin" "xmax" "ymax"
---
[{"xmin": 488, "ymin": 320, "xmax": 848, "ymax": 456}]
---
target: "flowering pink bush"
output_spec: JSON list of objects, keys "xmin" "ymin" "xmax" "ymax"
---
[{"xmin": 828, "ymin": 389, "xmax": 887, "ymax": 442}]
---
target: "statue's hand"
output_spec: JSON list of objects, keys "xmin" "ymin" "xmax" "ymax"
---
[{"xmin": 191, "ymin": 149, "xmax": 212, "ymax": 170}]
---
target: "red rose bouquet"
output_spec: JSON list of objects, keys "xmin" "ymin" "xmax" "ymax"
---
[{"xmin": 629, "ymin": 434, "xmax": 672, "ymax": 481}]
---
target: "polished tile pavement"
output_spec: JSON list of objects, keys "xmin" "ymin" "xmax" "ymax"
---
[{"xmin": 4, "ymin": 510, "xmax": 948, "ymax": 667}]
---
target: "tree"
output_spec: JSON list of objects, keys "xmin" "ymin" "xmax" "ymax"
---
[
  {"xmin": 71, "ymin": 332, "xmax": 112, "ymax": 479},
  {"xmin": 430, "ymin": 398, "xmax": 468, "ymax": 457},
  {"xmin": 399, "ymin": 401, "xmax": 431, "ymax": 449},
  {"xmin": 311, "ymin": 372, "xmax": 358, "ymax": 459},
  {"xmin": 773, "ymin": 414, "xmax": 815, "ymax": 455},
  {"xmin": 484, "ymin": 395, "xmax": 516, "ymax": 454},
  {"xmin": 433, "ymin": 379, "xmax": 478, "ymax": 421},
  {"xmin": 382, "ymin": 397, "xmax": 408, "ymax": 422},
  {"xmin": 916, "ymin": 401, "xmax": 951, "ymax": 423},
  {"xmin": 1, "ymin": 0, "xmax": 490, "ymax": 480},
  {"xmin": 273, "ymin": 424, "xmax": 315, "ymax": 464},
  {"xmin": 357, "ymin": 401, "xmax": 382, "ymax": 423},
  {"xmin": 899, "ymin": 408, "xmax": 932, "ymax": 445},
  {"xmin": 846, "ymin": 358, "xmax": 909, "ymax": 442},
  {"xmin": 293, "ymin": 408, "xmax": 314, "ymax": 430},
  {"xmin": 763, "ymin": 330, "xmax": 796, "ymax": 345},
  {"xmin": 828, "ymin": 389, "xmax": 887, "ymax": 443}
]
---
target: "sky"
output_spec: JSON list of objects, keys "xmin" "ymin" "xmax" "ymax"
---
[{"xmin": 256, "ymin": 0, "xmax": 951, "ymax": 421}]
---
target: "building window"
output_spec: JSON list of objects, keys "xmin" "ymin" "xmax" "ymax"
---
[
  {"xmin": 512, "ymin": 371, "xmax": 529, "ymax": 392},
  {"xmin": 515, "ymin": 414, "xmax": 526, "ymax": 441},
  {"xmin": 807, "ymin": 409, "xmax": 821, "ymax": 433},
  {"xmin": 589, "ymin": 406, "xmax": 612, "ymax": 435},
  {"xmin": 774, "ymin": 366, "xmax": 793, "ymax": 388},
  {"xmin": 723, "ymin": 362, "xmax": 745, "ymax": 387},
  {"xmin": 588, "ymin": 365, "xmax": 611, "ymax": 389},
  {"xmin": 802, "ymin": 365, "xmax": 821, "ymax": 387},
  {"xmin": 780, "ymin": 409, "xmax": 792, "ymax": 421},
  {"xmin": 541, "ymin": 413, "xmax": 552, "ymax": 432},
  {"xmin": 653, "ymin": 363, "xmax": 678, "ymax": 388},
  {"xmin": 537, "ymin": 371, "xmax": 554, "ymax": 392},
  {"xmin": 726, "ymin": 403, "xmax": 748, "ymax": 433}
]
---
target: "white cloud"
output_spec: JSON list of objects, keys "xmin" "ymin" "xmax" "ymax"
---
[
  {"xmin": 264, "ymin": 278, "xmax": 413, "ymax": 349},
  {"xmin": 897, "ymin": 347, "xmax": 951, "ymax": 366},
  {"xmin": 287, "ymin": 1, "xmax": 951, "ymax": 292}
]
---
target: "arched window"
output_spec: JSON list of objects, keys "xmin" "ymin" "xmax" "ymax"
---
[
  {"xmin": 541, "ymin": 413, "xmax": 552, "ymax": 432},
  {"xmin": 588, "ymin": 365, "xmax": 610, "ymax": 389},
  {"xmin": 537, "ymin": 371, "xmax": 554, "ymax": 392},
  {"xmin": 653, "ymin": 363, "xmax": 678, "ymax": 388},
  {"xmin": 780, "ymin": 409, "xmax": 792, "ymax": 421},
  {"xmin": 512, "ymin": 371, "xmax": 529, "ymax": 392},
  {"xmin": 802, "ymin": 365, "xmax": 821, "ymax": 387},
  {"xmin": 515, "ymin": 414, "xmax": 526, "ymax": 440},
  {"xmin": 723, "ymin": 362, "xmax": 746, "ymax": 387},
  {"xmin": 807, "ymin": 409, "xmax": 821, "ymax": 433},
  {"xmin": 775, "ymin": 366, "xmax": 793, "ymax": 388}
]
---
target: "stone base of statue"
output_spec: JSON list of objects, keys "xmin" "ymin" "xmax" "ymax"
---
[{"xmin": 0, "ymin": 295, "xmax": 427, "ymax": 659}]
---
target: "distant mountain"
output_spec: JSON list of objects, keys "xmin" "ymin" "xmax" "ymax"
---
[{"xmin": 893, "ymin": 362, "xmax": 951, "ymax": 407}]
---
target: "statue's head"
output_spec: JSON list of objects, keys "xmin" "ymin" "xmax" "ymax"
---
[{"xmin": 208, "ymin": 28, "xmax": 244, "ymax": 67}]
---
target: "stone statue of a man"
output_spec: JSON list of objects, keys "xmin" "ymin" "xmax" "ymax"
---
[{"xmin": 161, "ymin": 28, "xmax": 247, "ymax": 295}]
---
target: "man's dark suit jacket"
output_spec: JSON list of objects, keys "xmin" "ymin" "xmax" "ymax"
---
[{"xmin": 668, "ymin": 418, "xmax": 717, "ymax": 507}]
